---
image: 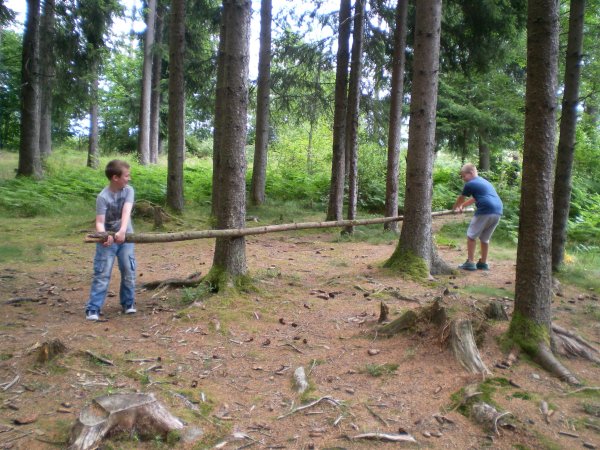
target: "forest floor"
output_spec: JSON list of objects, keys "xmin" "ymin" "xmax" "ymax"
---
[{"xmin": 0, "ymin": 214, "xmax": 599, "ymax": 449}]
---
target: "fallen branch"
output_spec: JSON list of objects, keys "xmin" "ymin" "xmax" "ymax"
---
[
  {"xmin": 348, "ymin": 432, "xmax": 417, "ymax": 443},
  {"xmin": 277, "ymin": 396, "xmax": 342, "ymax": 419},
  {"xmin": 86, "ymin": 209, "xmax": 473, "ymax": 243},
  {"xmin": 563, "ymin": 386, "xmax": 600, "ymax": 396},
  {"xmin": 4, "ymin": 297, "xmax": 40, "ymax": 305}
]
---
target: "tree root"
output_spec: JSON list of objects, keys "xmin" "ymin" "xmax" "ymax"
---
[
  {"xmin": 535, "ymin": 343, "xmax": 580, "ymax": 385},
  {"xmin": 140, "ymin": 272, "xmax": 202, "ymax": 290},
  {"xmin": 552, "ymin": 324, "xmax": 600, "ymax": 364}
]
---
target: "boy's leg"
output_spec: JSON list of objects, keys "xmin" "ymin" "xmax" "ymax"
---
[
  {"xmin": 480, "ymin": 241, "xmax": 489, "ymax": 263},
  {"xmin": 116, "ymin": 243, "xmax": 136, "ymax": 311},
  {"xmin": 467, "ymin": 237, "xmax": 476, "ymax": 262},
  {"xmin": 86, "ymin": 244, "xmax": 117, "ymax": 314}
]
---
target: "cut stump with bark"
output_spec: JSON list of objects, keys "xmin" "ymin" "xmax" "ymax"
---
[
  {"xmin": 68, "ymin": 393, "xmax": 199, "ymax": 450},
  {"xmin": 450, "ymin": 320, "xmax": 492, "ymax": 375}
]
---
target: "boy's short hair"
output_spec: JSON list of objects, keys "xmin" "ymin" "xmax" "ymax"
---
[
  {"xmin": 105, "ymin": 160, "xmax": 130, "ymax": 180},
  {"xmin": 461, "ymin": 163, "xmax": 478, "ymax": 176}
]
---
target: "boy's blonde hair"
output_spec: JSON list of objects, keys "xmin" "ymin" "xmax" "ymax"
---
[
  {"xmin": 105, "ymin": 160, "xmax": 130, "ymax": 180},
  {"xmin": 461, "ymin": 163, "xmax": 478, "ymax": 176}
]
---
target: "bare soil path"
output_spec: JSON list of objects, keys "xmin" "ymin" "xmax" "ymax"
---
[{"xmin": 1, "ymin": 216, "xmax": 599, "ymax": 449}]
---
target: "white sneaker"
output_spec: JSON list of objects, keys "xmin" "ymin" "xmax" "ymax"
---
[
  {"xmin": 86, "ymin": 312, "xmax": 99, "ymax": 321},
  {"xmin": 124, "ymin": 306, "xmax": 137, "ymax": 314}
]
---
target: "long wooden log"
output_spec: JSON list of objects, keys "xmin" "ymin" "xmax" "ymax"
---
[{"xmin": 85, "ymin": 209, "xmax": 472, "ymax": 244}]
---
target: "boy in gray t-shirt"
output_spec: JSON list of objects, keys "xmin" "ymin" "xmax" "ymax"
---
[{"xmin": 85, "ymin": 160, "xmax": 136, "ymax": 321}]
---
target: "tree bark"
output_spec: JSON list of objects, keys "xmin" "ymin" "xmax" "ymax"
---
[
  {"xmin": 18, "ymin": 0, "xmax": 42, "ymax": 178},
  {"xmin": 39, "ymin": 0, "xmax": 55, "ymax": 160},
  {"xmin": 385, "ymin": 0, "xmax": 443, "ymax": 276},
  {"xmin": 86, "ymin": 62, "xmax": 100, "ymax": 169},
  {"xmin": 326, "ymin": 0, "xmax": 351, "ymax": 221},
  {"xmin": 137, "ymin": 0, "xmax": 157, "ymax": 165},
  {"xmin": 166, "ymin": 0, "xmax": 186, "ymax": 212},
  {"xmin": 384, "ymin": 0, "xmax": 408, "ymax": 233},
  {"xmin": 478, "ymin": 135, "xmax": 490, "ymax": 172},
  {"xmin": 344, "ymin": 0, "xmax": 365, "ymax": 234},
  {"xmin": 150, "ymin": 3, "xmax": 165, "ymax": 165},
  {"xmin": 209, "ymin": 0, "xmax": 251, "ymax": 285},
  {"xmin": 211, "ymin": 14, "xmax": 227, "ymax": 217},
  {"xmin": 250, "ymin": 0, "xmax": 272, "ymax": 206},
  {"xmin": 552, "ymin": 0, "xmax": 585, "ymax": 271},
  {"xmin": 510, "ymin": 0, "xmax": 578, "ymax": 384}
]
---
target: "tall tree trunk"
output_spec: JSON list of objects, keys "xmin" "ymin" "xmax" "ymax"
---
[
  {"xmin": 552, "ymin": 0, "xmax": 585, "ymax": 271},
  {"xmin": 326, "ymin": 0, "xmax": 351, "ymax": 221},
  {"xmin": 150, "ymin": 4, "xmax": 165, "ymax": 165},
  {"xmin": 18, "ymin": 0, "xmax": 42, "ymax": 178},
  {"xmin": 384, "ymin": 0, "xmax": 444, "ymax": 276},
  {"xmin": 137, "ymin": 0, "xmax": 157, "ymax": 165},
  {"xmin": 384, "ymin": 0, "xmax": 408, "ymax": 232},
  {"xmin": 211, "ymin": 15, "xmax": 227, "ymax": 217},
  {"xmin": 509, "ymin": 0, "xmax": 578, "ymax": 384},
  {"xmin": 344, "ymin": 0, "xmax": 365, "ymax": 234},
  {"xmin": 478, "ymin": 135, "xmax": 490, "ymax": 171},
  {"xmin": 166, "ymin": 0, "xmax": 186, "ymax": 212},
  {"xmin": 250, "ymin": 0, "xmax": 272, "ymax": 206},
  {"xmin": 39, "ymin": 0, "xmax": 55, "ymax": 160},
  {"xmin": 209, "ymin": 0, "xmax": 251, "ymax": 286},
  {"xmin": 87, "ymin": 62, "xmax": 99, "ymax": 169}
]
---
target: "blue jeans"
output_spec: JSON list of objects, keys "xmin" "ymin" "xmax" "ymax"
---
[{"xmin": 86, "ymin": 243, "xmax": 136, "ymax": 314}]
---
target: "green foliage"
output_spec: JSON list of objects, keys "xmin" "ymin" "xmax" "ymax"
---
[{"xmin": 0, "ymin": 30, "xmax": 22, "ymax": 148}]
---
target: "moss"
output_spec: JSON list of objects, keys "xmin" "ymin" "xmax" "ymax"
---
[
  {"xmin": 506, "ymin": 311, "xmax": 550, "ymax": 356},
  {"xmin": 448, "ymin": 378, "xmax": 508, "ymax": 417},
  {"xmin": 512, "ymin": 391, "xmax": 533, "ymax": 400},
  {"xmin": 362, "ymin": 363, "xmax": 399, "ymax": 377},
  {"xmin": 203, "ymin": 266, "xmax": 255, "ymax": 294},
  {"xmin": 383, "ymin": 244, "xmax": 429, "ymax": 279}
]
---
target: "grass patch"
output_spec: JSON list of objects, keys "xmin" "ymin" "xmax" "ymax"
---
[
  {"xmin": 512, "ymin": 391, "xmax": 533, "ymax": 401},
  {"xmin": 463, "ymin": 285, "xmax": 514, "ymax": 299},
  {"xmin": 361, "ymin": 363, "xmax": 399, "ymax": 377},
  {"xmin": 556, "ymin": 249, "xmax": 600, "ymax": 291}
]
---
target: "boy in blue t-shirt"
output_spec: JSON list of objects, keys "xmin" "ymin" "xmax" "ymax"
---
[
  {"xmin": 452, "ymin": 163, "xmax": 503, "ymax": 271},
  {"xmin": 85, "ymin": 160, "xmax": 137, "ymax": 320}
]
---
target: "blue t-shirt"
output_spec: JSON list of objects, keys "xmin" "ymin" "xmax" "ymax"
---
[{"xmin": 462, "ymin": 177, "xmax": 503, "ymax": 216}]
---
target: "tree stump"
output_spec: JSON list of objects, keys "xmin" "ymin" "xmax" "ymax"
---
[
  {"xmin": 36, "ymin": 339, "xmax": 67, "ymax": 363},
  {"xmin": 485, "ymin": 301, "xmax": 509, "ymax": 321},
  {"xmin": 68, "ymin": 393, "xmax": 196, "ymax": 450},
  {"xmin": 378, "ymin": 310, "xmax": 418, "ymax": 337},
  {"xmin": 450, "ymin": 320, "xmax": 491, "ymax": 375}
]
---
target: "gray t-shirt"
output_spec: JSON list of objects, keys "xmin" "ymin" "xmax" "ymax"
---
[{"xmin": 96, "ymin": 185, "xmax": 134, "ymax": 233}]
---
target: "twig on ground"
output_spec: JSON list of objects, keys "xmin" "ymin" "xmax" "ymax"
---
[
  {"xmin": 277, "ymin": 396, "xmax": 342, "ymax": 419},
  {"xmin": 1, "ymin": 375, "xmax": 20, "ymax": 392},
  {"xmin": 84, "ymin": 350, "xmax": 114, "ymax": 366},
  {"xmin": 365, "ymin": 404, "xmax": 389, "ymax": 427}
]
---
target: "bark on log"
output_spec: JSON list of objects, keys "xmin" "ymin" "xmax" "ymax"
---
[
  {"xmin": 552, "ymin": 324, "xmax": 600, "ymax": 364},
  {"xmin": 68, "ymin": 393, "xmax": 191, "ymax": 450},
  {"xmin": 85, "ymin": 209, "xmax": 472, "ymax": 243},
  {"xmin": 450, "ymin": 320, "xmax": 491, "ymax": 375}
]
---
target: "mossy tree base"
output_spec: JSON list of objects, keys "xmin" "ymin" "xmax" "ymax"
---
[
  {"xmin": 508, "ymin": 312, "xmax": 580, "ymax": 385},
  {"xmin": 203, "ymin": 266, "xmax": 253, "ymax": 294},
  {"xmin": 383, "ymin": 245, "xmax": 429, "ymax": 279}
]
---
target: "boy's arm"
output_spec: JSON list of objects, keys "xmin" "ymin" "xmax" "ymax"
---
[
  {"xmin": 114, "ymin": 202, "xmax": 133, "ymax": 244},
  {"xmin": 96, "ymin": 214, "xmax": 114, "ymax": 247},
  {"xmin": 453, "ymin": 195, "xmax": 475, "ymax": 212}
]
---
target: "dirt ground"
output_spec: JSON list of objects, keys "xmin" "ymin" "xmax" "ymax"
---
[{"xmin": 1, "ymin": 215, "xmax": 599, "ymax": 449}]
